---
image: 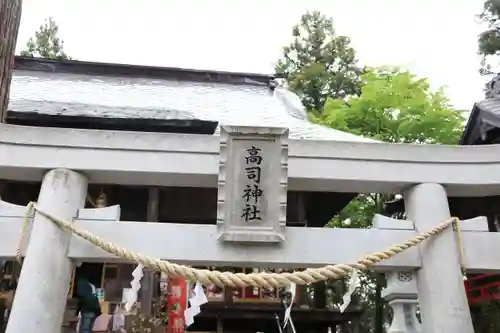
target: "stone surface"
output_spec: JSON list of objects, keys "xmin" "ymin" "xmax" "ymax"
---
[
  {"xmin": 3, "ymin": 124, "xmax": 500, "ymax": 196},
  {"xmin": 217, "ymin": 126, "xmax": 288, "ymax": 243},
  {"xmin": 1, "ymin": 198, "xmax": 500, "ymax": 271},
  {"xmin": 0, "ymin": 199, "xmax": 34, "ymax": 257},
  {"xmin": 77, "ymin": 205, "xmax": 121, "ymax": 221},
  {"xmin": 372, "ymin": 214, "xmax": 414, "ymax": 230},
  {"xmin": 5, "ymin": 169, "xmax": 88, "ymax": 333},
  {"xmin": 375, "ymin": 216, "xmax": 421, "ymax": 333},
  {"xmin": 0, "ymin": 219, "xmax": 419, "ymax": 267},
  {"xmin": 0, "ymin": 199, "xmax": 34, "ymax": 217},
  {"xmin": 383, "ymin": 271, "xmax": 421, "ymax": 333},
  {"xmin": 460, "ymin": 216, "xmax": 489, "ymax": 232},
  {"xmin": 383, "ymin": 271, "xmax": 418, "ymax": 301},
  {"xmin": 1, "ymin": 106, "xmax": 500, "ymax": 333},
  {"xmin": 385, "ymin": 299, "xmax": 421, "ymax": 333},
  {"xmin": 404, "ymin": 183, "xmax": 474, "ymax": 333}
]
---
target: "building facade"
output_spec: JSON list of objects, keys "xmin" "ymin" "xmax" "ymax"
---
[{"xmin": 2, "ymin": 57, "xmax": 500, "ymax": 333}]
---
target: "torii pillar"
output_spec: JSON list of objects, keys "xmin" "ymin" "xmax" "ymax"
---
[
  {"xmin": 5, "ymin": 169, "xmax": 88, "ymax": 333},
  {"xmin": 404, "ymin": 183, "xmax": 473, "ymax": 333}
]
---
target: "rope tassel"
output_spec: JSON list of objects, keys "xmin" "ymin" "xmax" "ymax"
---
[{"xmin": 18, "ymin": 202, "xmax": 466, "ymax": 289}]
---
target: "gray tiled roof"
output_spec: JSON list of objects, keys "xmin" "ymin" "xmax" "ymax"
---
[
  {"xmin": 9, "ymin": 70, "xmax": 377, "ymax": 142},
  {"xmin": 477, "ymin": 98, "xmax": 500, "ymax": 117}
]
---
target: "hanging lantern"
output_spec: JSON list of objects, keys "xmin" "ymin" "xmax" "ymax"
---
[{"xmin": 96, "ymin": 191, "xmax": 107, "ymax": 208}]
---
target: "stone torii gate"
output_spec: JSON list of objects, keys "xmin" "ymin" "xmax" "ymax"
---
[{"xmin": 1, "ymin": 125, "xmax": 500, "ymax": 333}]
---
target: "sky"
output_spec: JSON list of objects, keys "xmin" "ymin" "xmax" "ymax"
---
[{"xmin": 17, "ymin": 0, "xmax": 487, "ymax": 110}]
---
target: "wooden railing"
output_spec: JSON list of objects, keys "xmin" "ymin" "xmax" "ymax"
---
[
  {"xmin": 195, "ymin": 267, "xmax": 298, "ymax": 303},
  {"xmin": 465, "ymin": 274, "xmax": 500, "ymax": 304}
]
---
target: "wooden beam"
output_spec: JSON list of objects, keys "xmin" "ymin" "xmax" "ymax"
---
[
  {"xmin": 5, "ymin": 110, "xmax": 219, "ymax": 135},
  {"xmin": 0, "ymin": 0, "xmax": 22, "ymax": 123},
  {"xmin": 0, "ymin": 180, "xmax": 5, "ymax": 199}
]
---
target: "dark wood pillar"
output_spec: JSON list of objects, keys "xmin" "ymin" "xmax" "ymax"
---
[
  {"xmin": 313, "ymin": 282, "xmax": 326, "ymax": 309},
  {"xmin": 0, "ymin": 299, "xmax": 6, "ymax": 333},
  {"xmin": 0, "ymin": 260, "xmax": 6, "ymax": 332},
  {"xmin": 313, "ymin": 282, "xmax": 327, "ymax": 333},
  {"xmin": 0, "ymin": 0, "xmax": 22, "ymax": 123},
  {"xmin": 140, "ymin": 187, "xmax": 160, "ymax": 315}
]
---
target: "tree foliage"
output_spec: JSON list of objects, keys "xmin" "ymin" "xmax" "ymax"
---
[
  {"xmin": 314, "ymin": 67, "xmax": 465, "ymax": 144},
  {"xmin": 20, "ymin": 17, "xmax": 70, "ymax": 60},
  {"xmin": 277, "ymin": 12, "xmax": 465, "ymax": 333},
  {"xmin": 327, "ymin": 195, "xmax": 389, "ymax": 333},
  {"xmin": 478, "ymin": 1, "xmax": 500, "ymax": 74},
  {"xmin": 318, "ymin": 67, "xmax": 465, "ymax": 332},
  {"xmin": 471, "ymin": 302, "xmax": 500, "ymax": 333},
  {"xmin": 276, "ymin": 11, "xmax": 363, "ymax": 113},
  {"xmin": 327, "ymin": 193, "xmax": 391, "ymax": 333}
]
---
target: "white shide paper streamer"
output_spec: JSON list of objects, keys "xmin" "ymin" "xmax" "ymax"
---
[
  {"xmin": 275, "ymin": 314, "xmax": 284, "ymax": 333},
  {"xmin": 184, "ymin": 282, "xmax": 208, "ymax": 327},
  {"xmin": 339, "ymin": 269, "xmax": 359, "ymax": 313},
  {"xmin": 124, "ymin": 264, "xmax": 144, "ymax": 312},
  {"xmin": 283, "ymin": 283, "xmax": 297, "ymax": 333}
]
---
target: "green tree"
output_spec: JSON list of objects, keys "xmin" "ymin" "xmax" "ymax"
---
[
  {"xmin": 328, "ymin": 194, "xmax": 390, "ymax": 333},
  {"xmin": 20, "ymin": 17, "xmax": 70, "ymax": 60},
  {"xmin": 478, "ymin": 1, "xmax": 500, "ymax": 74},
  {"xmin": 276, "ymin": 10, "xmax": 363, "ymax": 113},
  {"xmin": 321, "ymin": 67, "xmax": 465, "ymax": 333},
  {"xmin": 315, "ymin": 67, "xmax": 465, "ymax": 144}
]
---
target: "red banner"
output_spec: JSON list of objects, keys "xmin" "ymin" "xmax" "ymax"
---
[{"xmin": 167, "ymin": 278, "xmax": 188, "ymax": 333}]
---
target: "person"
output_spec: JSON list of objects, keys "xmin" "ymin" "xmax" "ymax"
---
[{"xmin": 75, "ymin": 276, "xmax": 102, "ymax": 333}]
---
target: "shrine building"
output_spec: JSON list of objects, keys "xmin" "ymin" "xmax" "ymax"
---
[
  {"xmin": 0, "ymin": 56, "xmax": 372, "ymax": 333},
  {"xmin": 2, "ymin": 56, "xmax": 500, "ymax": 333}
]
